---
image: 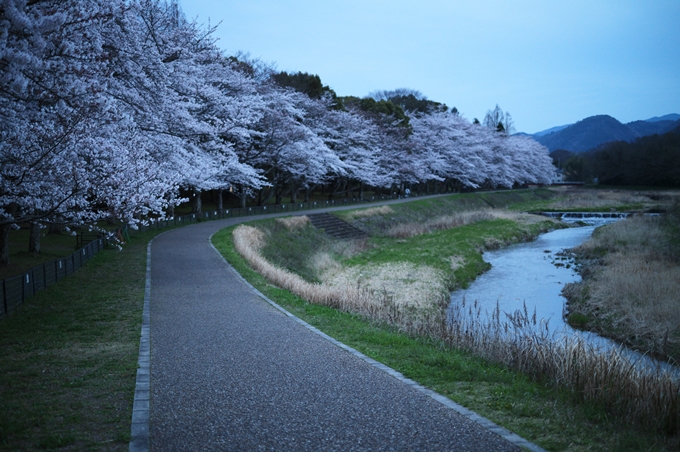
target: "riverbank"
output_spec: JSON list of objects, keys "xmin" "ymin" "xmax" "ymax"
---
[
  {"xmin": 220, "ymin": 188, "xmax": 680, "ymax": 450},
  {"xmin": 246, "ymin": 190, "xmax": 563, "ymax": 339},
  {"xmin": 563, "ymin": 201, "xmax": 680, "ymax": 362}
]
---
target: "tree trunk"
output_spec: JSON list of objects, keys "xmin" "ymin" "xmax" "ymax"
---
[
  {"xmin": 304, "ymin": 185, "xmax": 315, "ymax": 202},
  {"xmin": 29, "ymin": 221, "xmax": 41, "ymax": 254},
  {"xmin": 239, "ymin": 189, "xmax": 247, "ymax": 209},
  {"xmin": 48, "ymin": 220, "xmax": 64, "ymax": 235},
  {"xmin": 217, "ymin": 189, "xmax": 223, "ymax": 211},
  {"xmin": 0, "ymin": 224, "xmax": 10, "ymax": 266},
  {"xmin": 275, "ymin": 183, "xmax": 284, "ymax": 205},
  {"xmin": 328, "ymin": 180, "xmax": 341, "ymax": 200},
  {"xmin": 259, "ymin": 185, "xmax": 275, "ymax": 206},
  {"xmin": 191, "ymin": 188, "xmax": 202, "ymax": 213}
]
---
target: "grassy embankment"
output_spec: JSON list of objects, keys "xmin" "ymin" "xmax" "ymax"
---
[
  {"xmin": 214, "ymin": 187, "xmax": 680, "ymax": 451},
  {"xmin": 564, "ymin": 200, "xmax": 680, "ymax": 362}
]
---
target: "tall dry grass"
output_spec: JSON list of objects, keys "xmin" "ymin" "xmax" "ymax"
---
[
  {"xmin": 320, "ymin": 261, "xmax": 448, "ymax": 309},
  {"xmin": 448, "ymin": 299, "xmax": 680, "ymax": 434},
  {"xmin": 276, "ymin": 215, "xmax": 310, "ymax": 230},
  {"xmin": 342, "ymin": 205, "xmax": 395, "ymax": 220},
  {"xmin": 565, "ymin": 215, "xmax": 680, "ymax": 361},
  {"xmin": 233, "ymin": 224, "xmax": 448, "ymax": 338},
  {"xmin": 547, "ymin": 187, "xmax": 675, "ymax": 211},
  {"xmin": 386, "ymin": 209, "xmax": 551, "ymax": 239}
]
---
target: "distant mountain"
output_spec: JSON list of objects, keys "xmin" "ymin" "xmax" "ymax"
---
[
  {"xmin": 533, "ymin": 124, "xmax": 572, "ymax": 137},
  {"xmin": 534, "ymin": 115, "xmax": 634, "ymax": 152},
  {"xmin": 532, "ymin": 114, "xmax": 680, "ymax": 152},
  {"xmin": 626, "ymin": 119, "xmax": 680, "ymax": 137},
  {"xmin": 645, "ymin": 114, "xmax": 680, "ymax": 122}
]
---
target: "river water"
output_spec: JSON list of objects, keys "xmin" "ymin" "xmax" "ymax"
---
[
  {"xmin": 449, "ymin": 213, "xmax": 678, "ymax": 373},
  {"xmin": 450, "ymin": 224, "xmax": 596, "ymax": 336}
]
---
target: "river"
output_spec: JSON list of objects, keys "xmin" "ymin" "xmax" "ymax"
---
[
  {"xmin": 449, "ymin": 224, "xmax": 595, "ymax": 336},
  {"xmin": 448, "ymin": 213, "xmax": 678, "ymax": 373}
]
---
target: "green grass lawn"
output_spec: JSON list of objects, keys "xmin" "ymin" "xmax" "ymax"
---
[
  {"xmin": 0, "ymin": 230, "xmax": 160, "ymax": 451},
  {"xmin": 0, "ymin": 230, "xmax": 81, "ymax": 280}
]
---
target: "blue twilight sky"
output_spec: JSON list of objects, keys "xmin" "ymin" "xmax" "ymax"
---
[{"xmin": 179, "ymin": 0, "xmax": 680, "ymax": 134}]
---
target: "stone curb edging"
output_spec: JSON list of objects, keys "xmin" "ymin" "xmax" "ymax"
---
[
  {"xmin": 129, "ymin": 234, "xmax": 164, "ymax": 452},
  {"xmin": 207, "ymin": 238, "xmax": 547, "ymax": 452}
]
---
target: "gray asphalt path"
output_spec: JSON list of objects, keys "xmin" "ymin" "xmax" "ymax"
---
[{"xmin": 146, "ymin": 207, "xmax": 531, "ymax": 451}]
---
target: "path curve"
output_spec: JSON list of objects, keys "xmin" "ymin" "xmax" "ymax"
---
[{"xmin": 132, "ymin": 201, "xmax": 544, "ymax": 451}]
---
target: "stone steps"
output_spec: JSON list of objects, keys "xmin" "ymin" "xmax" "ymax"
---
[{"xmin": 307, "ymin": 213, "xmax": 368, "ymax": 240}]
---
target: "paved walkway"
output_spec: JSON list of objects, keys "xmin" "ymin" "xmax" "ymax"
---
[{"xmin": 132, "ymin": 202, "xmax": 543, "ymax": 451}]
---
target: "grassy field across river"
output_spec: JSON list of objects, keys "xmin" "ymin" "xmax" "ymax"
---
[{"xmin": 564, "ymin": 200, "xmax": 680, "ymax": 362}]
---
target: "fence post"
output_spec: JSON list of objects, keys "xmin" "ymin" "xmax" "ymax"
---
[{"xmin": 2, "ymin": 280, "xmax": 6, "ymax": 317}]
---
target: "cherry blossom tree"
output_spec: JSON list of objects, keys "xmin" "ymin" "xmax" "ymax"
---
[
  {"xmin": 1, "ymin": 0, "xmax": 133, "ymax": 263},
  {"xmin": 1, "ymin": 0, "xmax": 192, "ymax": 263},
  {"xmin": 1, "ymin": 0, "xmax": 556, "ymax": 268},
  {"xmin": 317, "ymin": 104, "xmax": 392, "ymax": 199},
  {"xmin": 406, "ymin": 109, "xmax": 552, "ymax": 191}
]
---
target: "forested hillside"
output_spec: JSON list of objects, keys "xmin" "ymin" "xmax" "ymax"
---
[
  {"xmin": 0, "ymin": 0, "xmax": 555, "ymax": 265},
  {"xmin": 562, "ymin": 126, "xmax": 680, "ymax": 186}
]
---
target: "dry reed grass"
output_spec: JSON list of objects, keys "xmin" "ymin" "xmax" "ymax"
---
[
  {"xmin": 566, "ymin": 215, "xmax": 680, "ymax": 360},
  {"xmin": 386, "ymin": 209, "xmax": 552, "ymax": 239},
  {"xmin": 342, "ymin": 205, "xmax": 394, "ymax": 220},
  {"xmin": 276, "ymin": 215, "xmax": 309, "ymax": 230},
  {"xmin": 320, "ymin": 262, "xmax": 447, "ymax": 308},
  {"xmin": 547, "ymin": 187, "xmax": 673, "ymax": 210},
  {"xmin": 448, "ymin": 255, "xmax": 464, "ymax": 271},
  {"xmin": 448, "ymin": 299, "xmax": 680, "ymax": 434},
  {"xmin": 233, "ymin": 224, "xmax": 447, "ymax": 338}
]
